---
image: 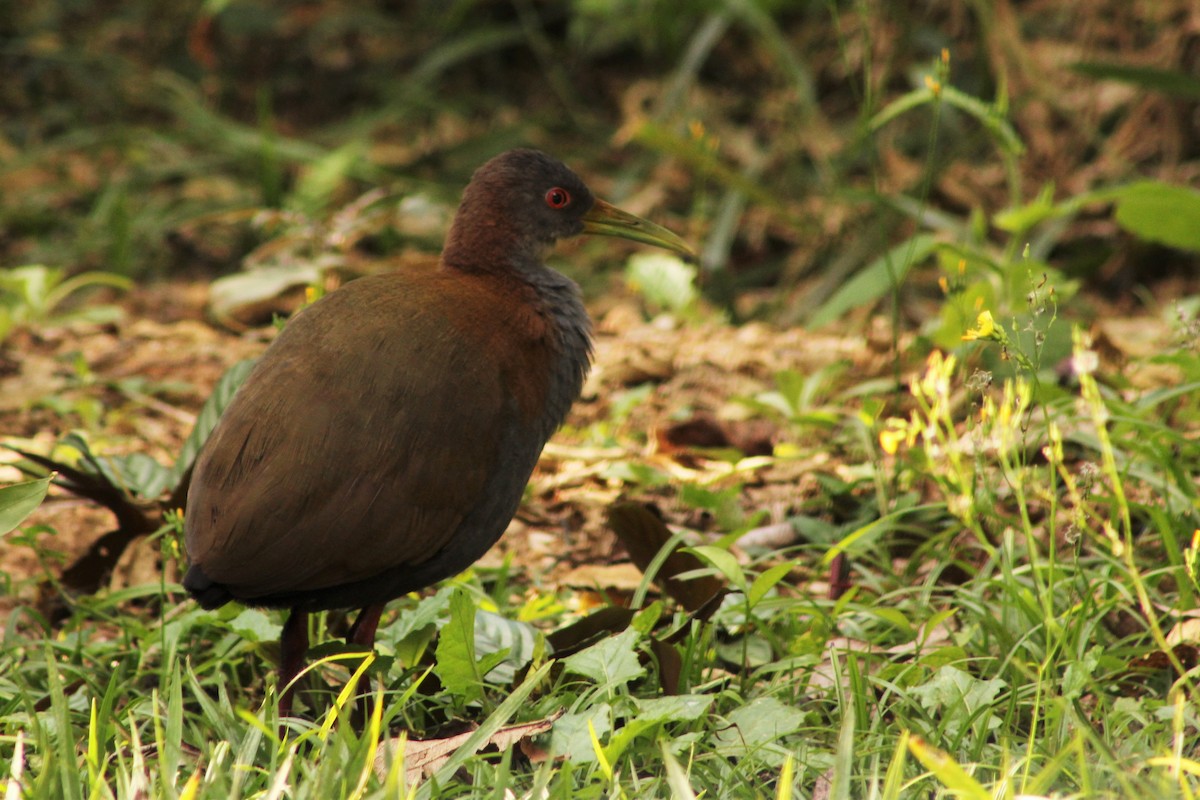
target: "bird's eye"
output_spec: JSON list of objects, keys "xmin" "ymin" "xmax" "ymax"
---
[{"xmin": 545, "ymin": 188, "xmax": 571, "ymax": 209}]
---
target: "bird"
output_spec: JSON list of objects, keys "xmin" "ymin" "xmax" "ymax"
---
[{"xmin": 182, "ymin": 148, "xmax": 694, "ymax": 719}]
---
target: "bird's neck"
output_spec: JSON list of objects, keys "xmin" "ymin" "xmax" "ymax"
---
[
  {"xmin": 439, "ymin": 229, "xmax": 593, "ymax": 440},
  {"xmin": 442, "ymin": 211, "xmax": 543, "ymax": 277}
]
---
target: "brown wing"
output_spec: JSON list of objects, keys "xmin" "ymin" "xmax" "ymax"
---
[{"xmin": 184, "ymin": 269, "xmax": 549, "ymax": 601}]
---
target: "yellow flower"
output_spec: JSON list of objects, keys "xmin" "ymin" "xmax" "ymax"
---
[
  {"xmin": 961, "ymin": 310, "xmax": 996, "ymax": 341},
  {"xmin": 880, "ymin": 427, "xmax": 907, "ymax": 455}
]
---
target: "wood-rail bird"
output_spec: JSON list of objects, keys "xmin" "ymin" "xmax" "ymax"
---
[{"xmin": 182, "ymin": 148, "xmax": 694, "ymax": 719}]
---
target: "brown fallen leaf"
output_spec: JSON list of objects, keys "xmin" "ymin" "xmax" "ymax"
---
[
  {"xmin": 607, "ymin": 502, "xmax": 726, "ymax": 613},
  {"xmin": 657, "ymin": 413, "xmax": 776, "ymax": 458},
  {"xmin": 373, "ymin": 712, "xmax": 562, "ymax": 785},
  {"xmin": 546, "ymin": 606, "xmax": 636, "ymax": 657}
]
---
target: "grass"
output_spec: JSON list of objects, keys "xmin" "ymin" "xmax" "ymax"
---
[
  {"xmin": 3, "ymin": 0, "xmax": 1200, "ymax": 797},
  {"xmin": 3, "ymin": 311, "xmax": 1200, "ymax": 797}
]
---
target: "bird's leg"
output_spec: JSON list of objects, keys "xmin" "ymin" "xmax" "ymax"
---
[
  {"xmin": 347, "ymin": 603, "xmax": 385, "ymax": 728},
  {"xmin": 278, "ymin": 608, "xmax": 309, "ymax": 721}
]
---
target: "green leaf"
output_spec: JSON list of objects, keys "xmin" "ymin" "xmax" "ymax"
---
[
  {"xmin": 808, "ymin": 234, "xmax": 937, "ymax": 327},
  {"xmin": 634, "ymin": 693, "xmax": 713, "ymax": 723},
  {"xmin": 715, "ymin": 634, "xmax": 775, "ymax": 667},
  {"xmin": 908, "ymin": 737, "xmax": 992, "ymax": 800},
  {"xmin": 226, "ymin": 608, "xmax": 279, "ymax": 643},
  {"xmin": 867, "ymin": 607, "xmax": 915, "ymax": 637},
  {"xmin": 168, "ymin": 359, "xmax": 256, "ymax": 492},
  {"xmin": 625, "ymin": 252, "xmax": 698, "ymax": 314},
  {"xmin": 104, "ymin": 452, "xmax": 172, "ymax": 499},
  {"xmin": 601, "ymin": 461, "xmax": 671, "ymax": 487},
  {"xmin": 433, "ymin": 587, "xmax": 483, "ymax": 704},
  {"xmin": 713, "ymin": 696, "xmax": 806, "ymax": 758},
  {"xmin": 685, "ymin": 544, "xmax": 747, "ymax": 593},
  {"xmin": 291, "ymin": 139, "xmax": 366, "ymax": 215},
  {"xmin": 599, "ymin": 694, "xmax": 706, "ymax": 766},
  {"xmin": 993, "ymin": 183, "xmax": 1058, "ymax": 233},
  {"xmin": 55, "ymin": 433, "xmax": 168, "ymax": 499},
  {"xmin": 662, "ymin": 741, "xmax": 699, "ymax": 799},
  {"xmin": 562, "ymin": 627, "xmax": 645, "ymax": 689},
  {"xmin": 207, "ymin": 265, "xmax": 323, "ymax": 325},
  {"xmin": 910, "ymin": 666, "xmax": 1006, "ymax": 741},
  {"xmin": 474, "ymin": 610, "xmax": 538, "ymax": 683},
  {"xmin": 747, "ymin": 561, "xmax": 795, "ymax": 608},
  {"xmin": 548, "ymin": 703, "xmax": 612, "ymax": 762},
  {"xmin": 1070, "ymin": 62, "xmax": 1200, "ymax": 100},
  {"xmin": 1112, "ymin": 181, "xmax": 1200, "ymax": 252},
  {"xmin": 0, "ymin": 475, "xmax": 52, "ymax": 536},
  {"xmin": 1061, "ymin": 648, "xmax": 1101, "ymax": 701},
  {"xmin": 385, "ymin": 586, "xmax": 453, "ymax": 642}
]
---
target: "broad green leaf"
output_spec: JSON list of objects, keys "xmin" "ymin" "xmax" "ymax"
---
[
  {"xmin": 104, "ymin": 452, "xmax": 172, "ymax": 498},
  {"xmin": 910, "ymin": 666, "xmax": 1005, "ymax": 741},
  {"xmin": 383, "ymin": 585, "xmax": 453, "ymax": 643},
  {"xmin": 474, "ymin": 610, "xmax": 538, "ymax": 683},
  {"xmin": 808, "ymin": 234, "xmax": 937, "ymax": 327},
  {"xmin": 55, "ymin": 432, "xmax": 169, "ymax": 499},
  {"xmin": 548, "ymin": 703, "xmax": 612, "ymax": 763},
  {"xmin": 433, "ymin": 587, "xmax": 483, "ymax": 704},
  {"xmin": 634, "ymin": 694, "xmax": 713, "ymax": 723},
  {"xmin": 562, "ymin": 627, "xmax": 645, "ymax": 689},
  {"xmin": 0, "ymin": 475, "xmax": 52, "ymax": 536},
  {"xmin": 226, "ymin": 608, "xmax": 279, "ymax": 644},
  {"xmin": 713, "ymin": 696, "xmax": 806, "ymax": 755},
  {"xmin": 715, "ymin": 634, "xmax": 774, "ymax": 667},
  {"xmin": 1113, "ymin": 181, "xmax": 1200, "ymax": 252}
]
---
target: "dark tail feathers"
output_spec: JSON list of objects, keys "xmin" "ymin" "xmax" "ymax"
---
[{"xmin": 183, "ymin": 565, "xmax": 234, "ymax": 610}]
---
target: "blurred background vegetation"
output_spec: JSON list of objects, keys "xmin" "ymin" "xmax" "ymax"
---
[{"xmin": 3, "ymin": 0, "xmax": 1197, "ymax": 338}]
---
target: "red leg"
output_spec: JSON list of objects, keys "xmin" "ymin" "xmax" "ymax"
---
[
  {"xmin": 347, "ymin": 603, "xmax": 385, "ymax": 728},
  {"xmin": 279, "ymin": 608, "xmax": 309, "ymax": 721},
  {"xmin": 347, "ymin": 603, "xmax": 385, "ymax": 647},
  {"xmin": 828, "ymin": 553, "xmax": 851, "ymax": 600}
]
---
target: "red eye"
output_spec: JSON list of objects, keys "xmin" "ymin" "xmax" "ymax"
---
[{"xmin": 545, "ymin": 188, "xmax": 571, "ymax": 209}]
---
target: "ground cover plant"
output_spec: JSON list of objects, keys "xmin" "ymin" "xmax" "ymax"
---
[{"xmin": 2, "ymin": 1, "xmax": 1200, "ymax": 797}]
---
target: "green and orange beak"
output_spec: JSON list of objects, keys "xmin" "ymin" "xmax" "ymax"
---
[{"xmin": 582, "ymin": 199, "xmax": 696, "ymax": 261}]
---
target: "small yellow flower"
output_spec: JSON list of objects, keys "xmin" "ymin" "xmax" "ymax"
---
[
  {"xmin": 962, "ymin": 310, "xmax": 996, "ymax": 341},
  {"xmin": 880, "ymin": 427, "xmax": 907, "ymax": 455}
]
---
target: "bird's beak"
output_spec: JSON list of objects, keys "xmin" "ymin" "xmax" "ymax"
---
[{"xmin": 582, "ymin": 199, "xmax": 696, "ymax": 261}]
